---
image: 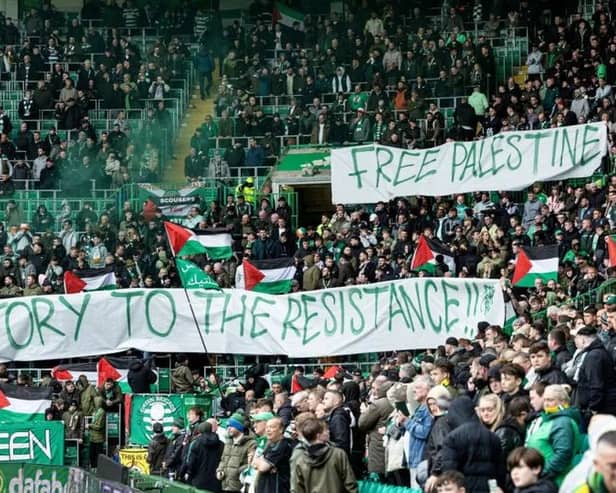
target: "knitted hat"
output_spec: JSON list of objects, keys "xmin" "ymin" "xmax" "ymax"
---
[
  {"xmin": 251, "ymin": 411, "xmax": 275, "ymax": 422},
  {"xmin": 426, "ymin": 385, "xmax": 451, "ymax": 404},
  {"xmin": 228, "ymin": 412, "xmax": 246, "ymax": 432},
  {"xmin": 173, "ymin": 417, "xmax": 185, "ymax": 429},
  {"xmin": 153, "ymin": 422, "xmax": 164, "ymax": 434}
]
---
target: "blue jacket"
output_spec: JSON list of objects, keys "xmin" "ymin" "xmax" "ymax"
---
[
  {"xmin": 194, "ymin": 53, "xmax": 213, "ymax": 74},
  {"xmin": 246, "ymin": 146, "xmax": 265, "ymax": 167},
  {"xmin": 404, "ymin": 404, "xmax": 433, "ymax": 467}
]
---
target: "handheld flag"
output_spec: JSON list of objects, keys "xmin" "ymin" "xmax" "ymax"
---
[
  {"xmin": 410, "ymin": 235, "xmax": 455, "ymax": 274},
  {"xmin": 273, "ymin": 2, "xmax": 305, "ymax": 30},
  {"xmin": 97, "ymin": 357, "xmax": 121, "ymax": 387},
  {"xmin": 64, "ymin": 268, "xmax": 117, "ymax": 294},
  {"xmin": 512, "ymin": 245, "xmax": 558, "ymax": 287},
  {"xmin": 0, "ymin": 384, "xmax": 52, "ymax": 422},
  {"xmin": 176, "ymin": 258, "xmax": 220, "ymax": 290},
  {"xmin": 164, "ymin": 221, "xmax": 233, "ymax": 259},
  {"xmin": 607, "ymin": 235, "xmax": 616, "ymax": 268},
  {"xmin": 235, "ymin": 258, "xmax": 296, "ymax": 294}
]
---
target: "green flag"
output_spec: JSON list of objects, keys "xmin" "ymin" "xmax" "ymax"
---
[{"xmin": 176, "ymin": 258, "xmax": 220, "ymax": 290}]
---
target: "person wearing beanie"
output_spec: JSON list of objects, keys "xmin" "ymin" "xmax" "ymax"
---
[
  {"xmin": 185, "ymin": 421, "xmax": 224, "ymax": 492},
  {"xmin": 163, "ymin": 417, "xmax": 186, "ymax": 477},
  {"xmin": 217, "ymin": 410, "xmax": 256, "ymax": 493},
  {"xmin": 423, "ymin": 384, "xmax": 453, "ymax": 481},
  {"xmin": 147, "ymin": 421, "xmax": 169, "ymax": 476}
]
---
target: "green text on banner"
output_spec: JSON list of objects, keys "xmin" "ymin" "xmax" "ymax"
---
[
  {"xmin": 330, "ymin": 122, "xmax": 608, "ymax": 203},
  {"xmin": 0, "ymin": 278, "xmax": 504, "ymax": 361},
  {"xmin": 0, "ymin": 421, "xmax": 64, "ymax": 465}
]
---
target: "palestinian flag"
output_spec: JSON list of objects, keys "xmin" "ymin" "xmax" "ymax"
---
[
  {"xmin": 50, "ymin": 357, "xmax": 138, "ymax": 393},
  {"xmin": 410, "ymin": 235, "xmax": 455, "ymax": 274},
  {"xmin": 176, "ymin": 258, "xmax": 220, "ymax": 290},
  {"xmin": 273, "ymin": 2, "xmax": 304, "ymax": 30},
  {"xmin": 235, "ymin": 258, "xmax": 296, "ymax": 294},
  {"xmin": 0, "ymin": 384, "xmax": 52, "ymax": 422},
  {"xmin": 512, "ymin": 245, "xmax": 558, "ymax": 288},
  {"xmin": 607, "ymin": 235, "xmax": 616, "ymax": 268},
  {"xmin": 64, "ymin": 268, "xmax": 117, "ymax": 294},
  {"xmin": 164, "ymin": 221, "xmax": 233, "ymax": 259}
]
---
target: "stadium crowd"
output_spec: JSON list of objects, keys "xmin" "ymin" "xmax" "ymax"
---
[{"xmin": 6, "ymin": 0, "xmax": 616, "ymax": 493}]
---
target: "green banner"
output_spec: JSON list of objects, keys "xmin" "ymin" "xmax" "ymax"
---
[
  {"xmin": 0, "ymin": 463, "xmax": 68, "ymax": 492},
  {"xmin": 129, "ymin": 394, "xmax": 184, "ymax": 446},
  {"xmin": 0, "ymin": 421, "xmax": 64, "ymax": 465},
  {"xmin": 129, "ymin": 394, "xmax": 214, "ymax": 446}
]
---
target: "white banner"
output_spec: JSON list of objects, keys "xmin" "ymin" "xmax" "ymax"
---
[
  {"xmin": 0, "ymin": 278, "xmax": 504, "ymax": 361},
  {"xmin": 330, "ymin": 122, "xmax": 608, "ymax": 203}
]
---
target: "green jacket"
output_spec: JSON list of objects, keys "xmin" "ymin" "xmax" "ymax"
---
[
  {"xmin": 294, "ymin": 443, "xmax": 358, "ymax": 493},
  {"xmin": 217, "ymin": 433, "xmax": 256, "ymax": 492},
  {"xmin": 89, "ymin": 397, "xmax": 106, "ymax": 444},
  {"xmin": 171, "ymin": 364, "xmax": 194, "ymax": 393},
  {"xmin": 525, "ymin": 406, "xmax": 584, "ymax": 485},
  {"xmin": 572, "ymin": 471, "xmax": 608, "ymax": 493},
  {"xmin": 79, "ymin": 382, "xmax": 98, "ymax": 416}
]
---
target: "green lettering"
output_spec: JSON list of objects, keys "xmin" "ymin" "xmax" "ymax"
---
[
  {"xmin": 524, "ymin": 131, "xmax": 551, "ymax": 174},
  {"xmin": 424, "ymin": 280, "xmax": 442, "ymax": 332},
  {"xmin": 505, "ymin": 134, "xmax": 523, "ymax": 170},
  {"xmin": 488, "ymin": 134, "xmax": 505, "ymax": 176},
  {"xmin": 32, "ymin": 298, "xmax": 64, "ymax": 345},
  {"xmin": 363, "ymin": 285, "xmax": 389, "ymax": 330},
  {"xmin": 111, "ymin": 290, "xmax": 144, "ymax": 337},
  {"xmin": 220, "ymin": 293, "xmax": 248, "ymax": 336},
  {"xmin": 4, "ymin": 302, "xmax": 34, "ymax": 349},
  {"xmin": 581, "ymin": 124, "xmax": 601, "ymax": 166},
  {"xmin": 301, "ymin": 294, "xmax": 320, "ymax": 344},
  {"xmin": 192, "ymin": 291, "xmax": 226, "ymax": 334},
  {"xmin": 349, "ymin": 146, "xmax": 374, "ymax": 188},
  {"xmin": 393, "ymin": 150, "xmax": 418, "ymax": 185},
  {"xmin": 281, "ymin": 297, "xmax": 302, "ymax": 340},
  {"xmin": 451, "ymin": 142, "xmax": 468, "ymax": 182},
  {"xmin": 321, "ymin": 292, "xmax": 338, "ymax": 336},
  {"xmin": 399, "ymin": 283, "xmax": 425, "ymax": 331},
  {"xmin": 375, "ymin": 147, "xmax": 394, "ymax": 187},
  {"xmin": 348, "ymin": 288, "xmax": 365, "ymax": 335},
  {"xmin": 389, "ymin": 285, "xmax": 411, "ymax": 331},
  {"xmin": 250, "ymin": 296, "xmax": 274, "ymax": 339},
  {"xmin": 59, "ymin": 294, "xmax": 91, "ymax": 341},
  {"xmin": 560, "ymin": 127, "xmax": 579, "ymax": 167},
  {"xmin": 441, "ymin": 281, "xmax": 460, "ymax": 333},
  {"xmin": 415, "ymin": 148, "xmax": 440, "ymax": 182},
  {"xmin": 145, "ymin": 290, "xmax": 176, "ymax": 337}
]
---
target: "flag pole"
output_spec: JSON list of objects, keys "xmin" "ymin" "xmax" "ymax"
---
[{"xmin": 182, "ymin": 288, "xmax": 211, "ymax": 364}]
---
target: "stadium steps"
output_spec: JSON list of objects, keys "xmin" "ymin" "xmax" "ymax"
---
[{"xmin": 166, "ymin": 67, "xmax": 219, "ymax": 183}]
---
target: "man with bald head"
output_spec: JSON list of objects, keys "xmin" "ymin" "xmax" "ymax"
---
[{"xmin": 323, "ymin": 390, "xmax": 352, "ymax": 457}]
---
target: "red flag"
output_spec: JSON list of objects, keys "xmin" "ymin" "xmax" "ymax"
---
[
  {"xmin": 164, "ymin": 221, "xmax": 192, "ymax": 256},
  {"xmin": 0, "ymin": 389, "xmax": 10, "ymax": 409},
  {"xmin": 143, "ymin": 199, "xmax": 158, "ymax": 222},
  {"xmin": 323, "ymin": 365, "xmax": 342, "ymax": 379},
  {"xmin": 124, "ymin": 393, "xmax": 132, "ymax": 437},
  {"xmin": 97, "ymin": 357, "xmax": 121, "ymax": 387},
  {"xmin": 290, "ymin": 374, "xmax": 303, "ymax": 393},
  {"xmin": 410, "ymin": 236, "xmax": 434, "ymax": 270},
  {"xmin": 51, "ymin": 366, "xmax": 74, "ymax": 381},
  {"xmin": 64, "ymin": 271, "xmax": 87, "ymax": 294},
  {"xmin": 243, "ymin": 260, "xmax": 266, "ymax": 290},
  {"xmin": 608, "ymin": 236, "xmax": 616, "ymax": 268},
  {"xmin": 511, "ymin": 249, "xmax": 533, "ymax": 286}
]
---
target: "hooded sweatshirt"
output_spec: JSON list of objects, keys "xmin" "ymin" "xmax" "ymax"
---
[{"xmin": 294, "ymin": 442, "xmax": 358, "ymax": 493}]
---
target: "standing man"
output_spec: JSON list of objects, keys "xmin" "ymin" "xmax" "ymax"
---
[
  {"xmin": 322, "ymin": 390, "xmax": 352, "ymax": 457},
  {"xmin": 294, "ymin": 418, "xmax": 358, "ymax": 493},
  {"xmin": 194, "ymin": 45, "xmax": 213, "ymax": 99},
  {"xmin": 217, "ymin": 411, "xmax": 256, "ymax": 493},
  {"xmin": 253, "ymin": 417, "xmax": 294, "ymax": 493}
]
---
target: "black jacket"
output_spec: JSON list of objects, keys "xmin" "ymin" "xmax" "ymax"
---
[
  {"xmin": 513, "ymin": 479, "xmax": 558, "ymax": 493},
  {"xmin": 326, "ymin": 406, "xmax": 352, "ymax": 456},
  {"xmin": 535, "ymin": 366, "xmax": 568, "ymax": 386},
  {"xmin": 127, "ymin": 360, "xmax": 157, "ymax": 394},
  {"xmin": 425, "ymin": 413, "xmax": 451, "ymax": 475},
  {"xmin": 186, "ymin": 431, "xmax": 224, "ymax": 492},
  {"xmin": 495, "ymin": 417, "xmax": 525, "ymax": 461},
  {"xmin": 163, "ymin": 431, "xmax": 185, "ymax": 473},
  {"xmin": 147, "ymin": 433, "xmax": 169, "ymax": 475},
  {"xmin": 575, "ymin": 337, "xmax": 616, "ymax": 413},
  {"xmin": 435, "ymin": 396, "xmax": 506, "ymax": 493},
  {"xmin": 553, "ymin": 346, "xmax": 572, "ymax": 370},
  {"xmin": 277, "ymin": 399, "xmax": 294, "ymax": 428}
]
